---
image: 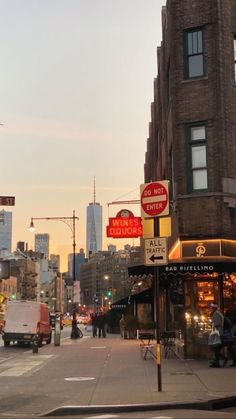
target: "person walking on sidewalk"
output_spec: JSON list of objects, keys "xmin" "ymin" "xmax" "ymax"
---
[
  {"xmin": 209, "ymin": 302, "xmax": 225, "ymax": 368},
  {"xmin": 91, "ymin": 313, "xmax": 98, "ymax": 338},
  {"xmin": 222, "ymin": 310, "xmax": 236, "ymax": 367},
  {"xmin": 97, "ymin": 312, "xmax": 106, "ymax": 338}
]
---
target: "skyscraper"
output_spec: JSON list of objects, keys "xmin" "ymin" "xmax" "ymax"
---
[
  {"xmin": 68, "ymin": 248, "xmax": 86, "ymax": 280},
  {"xmin": 35, "ymin": 233, "xmax": 50, "ymax": 259},
  {"xmin": 86, "ymin": 178, "xmax": 102, "ymax": 257},
  {"xmin": 0, "ymin": 210, "xmax": 12, "ymax": 252}
]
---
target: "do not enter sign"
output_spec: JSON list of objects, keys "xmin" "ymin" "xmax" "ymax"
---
[{"xmin": 140, "ymin": 181, "xmax": 169, "ymax": 218}]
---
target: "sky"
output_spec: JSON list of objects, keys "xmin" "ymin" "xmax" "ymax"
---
[{"xmin": 0, "ymin": 0, "xmax": 166, "ymax": 271}]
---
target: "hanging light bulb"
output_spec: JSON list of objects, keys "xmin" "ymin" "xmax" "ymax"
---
[{"xmin": 29, "ymin": 219, "xmax": 35, "ymax": 232}]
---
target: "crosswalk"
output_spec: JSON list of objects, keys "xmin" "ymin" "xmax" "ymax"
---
[{"xmin": 0, "ymin": 354, "xmax": 54, "ymax": 377}]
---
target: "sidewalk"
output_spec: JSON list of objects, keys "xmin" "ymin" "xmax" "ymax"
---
[{"xmin": 44, "ymin": 332, "xmax": 236, "ymax": 416}]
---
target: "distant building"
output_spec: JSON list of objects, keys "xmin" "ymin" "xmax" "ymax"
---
[
  {"xmin": 0, "ymin": 210, "xmax": 12, "ymax": 252},
  {"xmin": 107, "ymin": 244, "xmax": 116, "ymax": 253},
  {"xmin": 68, "ymin": 248, "xmax": 86, "ymax": 280},
  {"xmin": 86, "ymin": 178, "xmax": 102, "ymax": 257},
  {"xmin": 49, "ymin": 254, "xmax": 60, "ymax": 272},
  {"xmin": 35, "ymin": 234, "xmax": 49, "ymax": 259},
  {"xmin": 16, "ymin": 241, "xmax": 25, "ymax": 252}
]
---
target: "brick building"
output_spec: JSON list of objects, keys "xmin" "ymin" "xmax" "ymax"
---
[{"xmin": 143, "ymin": 0, "xmax": 236, "ymax": 357}]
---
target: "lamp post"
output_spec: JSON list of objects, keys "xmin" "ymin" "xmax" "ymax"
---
[{"xmin": 29, "ymin": 211, "xmax": 79, "ymax": 338}]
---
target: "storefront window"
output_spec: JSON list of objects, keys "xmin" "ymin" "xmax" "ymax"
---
[
  {"xmin": 184, "ymin": 276, "xmax": 218, "ymax": 358},
  {"xmin": 223, "ymin": 273, "xmax": 236, "ymax": 319}
]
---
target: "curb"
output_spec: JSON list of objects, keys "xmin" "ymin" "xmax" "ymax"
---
[{"xmin": 41, "ymin": 396, "xmax": 236, "ymax": 416}]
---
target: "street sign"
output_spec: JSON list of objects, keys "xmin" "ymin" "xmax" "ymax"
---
[
  {"xmin": 140, "ymin": 181, "xmax": 169, "ymax": 218},
  {"xmin": 0, "ymin": 196, "xmax": 15, "ymax": 206},
  {"xmin": 144, "ymin": 237, "xmax": 168, "ymax": 265}
]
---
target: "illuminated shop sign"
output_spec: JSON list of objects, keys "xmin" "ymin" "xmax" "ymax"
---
[
  {"xmin": 159, "ymin": 261, "xmax": 236, "ymax": 275},
  {"xmin": 181, "ymin": 240, "xmax": 221, "ymax": 258},
  {"xmin": 106, "ymin": 209, "xmax": 142, "ymax": 238},
  {"xmin": 181, "ymin": 239, "xmax": 236, "ymax": 258}
]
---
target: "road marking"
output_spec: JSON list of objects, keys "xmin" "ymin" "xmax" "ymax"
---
[
  {"xmin": 0, "ymin": 354, "xmax": 54, "ymax": 377},
  {"xmin": 65, "ymin": 377, "xmax": 95, "ymax": 382},
  {"xmin": 86, "ymin": 415, "xmax": 119, "ymax": 419},
  {"xmin": 90, "ymin": 346, "xmax": 106, "ymax": 349}
]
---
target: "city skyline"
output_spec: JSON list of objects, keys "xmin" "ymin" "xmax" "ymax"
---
[{"xmin": 0, "ymin": 0, "xmax": 166, "ymax": 270}]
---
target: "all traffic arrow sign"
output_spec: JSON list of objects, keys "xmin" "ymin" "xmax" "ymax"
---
[
  {"xmin": 144, "ymin": 237, "xmax": 168, "ymax": 266},
  {"xmin": 149, "ymin": 254, "xmax": 164, "ymax": 263}
]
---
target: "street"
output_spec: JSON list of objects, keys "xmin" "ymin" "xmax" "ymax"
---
[{"xmin": 0, "ymin": 328, "xmax": 236, "ymax": 418}]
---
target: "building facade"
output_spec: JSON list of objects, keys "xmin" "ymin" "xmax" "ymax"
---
[
  {"xmin": 68, "ymin": 248, "xmax": 86, "ymax": 281},
  {"xmin": 144, "ymin": 0, "xmax": 236, "ymax": 358},
  {"xmin": 35, "ymin": 234, "xmax": 50, "ymax": 259},
  {"xmin": 86, "ymin": 203, "xmax": 102, "ymax": 258},
  {"xmin": 0, "ymin": 210, "xmax": 12, "ymax": 252}
]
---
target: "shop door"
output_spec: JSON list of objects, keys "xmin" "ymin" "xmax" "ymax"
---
[{"xmin": 184, "ymin": 278, "xmax": 219, "ymax": 358}]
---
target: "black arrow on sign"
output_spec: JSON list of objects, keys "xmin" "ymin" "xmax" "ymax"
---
[{"xmin": 149, "ymin": 255, "xmax": 164, "ymax": 263}]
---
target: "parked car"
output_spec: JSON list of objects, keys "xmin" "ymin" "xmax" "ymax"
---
[{"xmin": 2, "ymin": 300, "xmax": 52, "ymax": 347}]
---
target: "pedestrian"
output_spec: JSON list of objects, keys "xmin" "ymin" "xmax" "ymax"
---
[
  {"xmin": 222, "ymin": 310, "xmax": 236, "ymax": 367},
  {"xmin": 97, "ymin": 312, "xmax": 106, "ymax": 338},
  {"xmin": 91, "ymin": 313, "xmax": 98, "ymax": 338},
  {"xmin": 209, "ymin": 302, "xmax": 226, "ymax": 368},
  {"xmin": 119, "ymin": 314, "xmax": 125, "ymax": 339}
]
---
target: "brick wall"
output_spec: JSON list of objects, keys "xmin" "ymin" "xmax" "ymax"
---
[{"xmin": 145, "ymin": 0, "xmax": 236, "ymax": 246}]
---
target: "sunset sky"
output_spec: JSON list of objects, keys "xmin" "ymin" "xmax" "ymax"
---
[{"xmin": 0, "ymin": 0, "xmax": 166, "ymax": 271}]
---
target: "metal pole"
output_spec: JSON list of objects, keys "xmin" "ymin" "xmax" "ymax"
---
[
  {"xmin": 72, "ymin": 210, "xmax": 76, "ymax": 283},
  {"xmin": 154, "ymin": 217, "xmax": 162, "ymax": 392},
  {"xmin": 71, "ymin": 210, "xmax": 77, "ymax": 337}
]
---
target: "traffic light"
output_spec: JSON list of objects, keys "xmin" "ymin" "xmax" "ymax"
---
[{"xmin": 107, "ymin": 290, "xmax": 112, "ymax": 297}]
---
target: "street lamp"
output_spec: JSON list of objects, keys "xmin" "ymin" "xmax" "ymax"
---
[{"xmin": 29, "ymin": 210, "xmax": 79, "ymax": 337}]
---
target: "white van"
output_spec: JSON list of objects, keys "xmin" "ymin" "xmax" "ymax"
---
[{"xmin": 3, "ymin": 300, "xmax": 52, "ymax": 347}]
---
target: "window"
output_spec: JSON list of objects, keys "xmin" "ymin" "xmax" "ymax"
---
[
  {"xmin": 184, "ymin": 28, "xmax": 204, "ymax": 79},
  {"xmin": 234, "ymin": 36, "xmax": 236, "ymax": 82},
  {"xmin": 188, "ymin": 125, "xmax": 208, "ymax": 191}
]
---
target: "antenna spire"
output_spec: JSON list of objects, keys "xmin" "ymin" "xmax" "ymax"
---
[{"xmin": 93, "ymin": 176, "xmax": 96, "ymax": 204}]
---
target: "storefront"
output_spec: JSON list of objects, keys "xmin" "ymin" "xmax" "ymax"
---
[
  {"xmin": 129, "ymin": 260, "xmax": 236, "ymax": 358},
  {"xmin": 160, "ymin": 260, "xmax": 236, "ymax": 358}
]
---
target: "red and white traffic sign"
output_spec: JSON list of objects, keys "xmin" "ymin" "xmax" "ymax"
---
[{"xmin": 140, "ymin": 181, "xmax": 169, "ymax": 218}]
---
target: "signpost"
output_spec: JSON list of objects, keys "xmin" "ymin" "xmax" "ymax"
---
[
  {"xmin": 140, "ymin": 181, "xmax": 170, "ymax": 393},
  {"xmin": 0, "ymin": 196, "xmax": 15, "ymax": 206}
]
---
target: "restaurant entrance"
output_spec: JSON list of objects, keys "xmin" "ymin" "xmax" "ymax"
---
[{"xmin": 159, "ymin": 261, "xmax": 236, "ymax": 359}]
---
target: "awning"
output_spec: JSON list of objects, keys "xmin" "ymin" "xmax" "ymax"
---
[
  {"xmin": 128, "ymin": 265, "xmax": 154, "ymax": 277},
  {"xmin": 110, "ymin": 295, "xmax": 131, "ymax": 310},
  {"xmin": 128, "ymin": 260, "xmax": 236, "ymax": 278},
  {"xmin": 159, "ymin": 260, "xmax": 236, "ymax": 277},
  {"xmin": 110, "ymin": 287, "xmax": 154, "ymax": 311},
  {"xmin": 131, "ymin": 287, "xmax": 153, "ymax": 304}
]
